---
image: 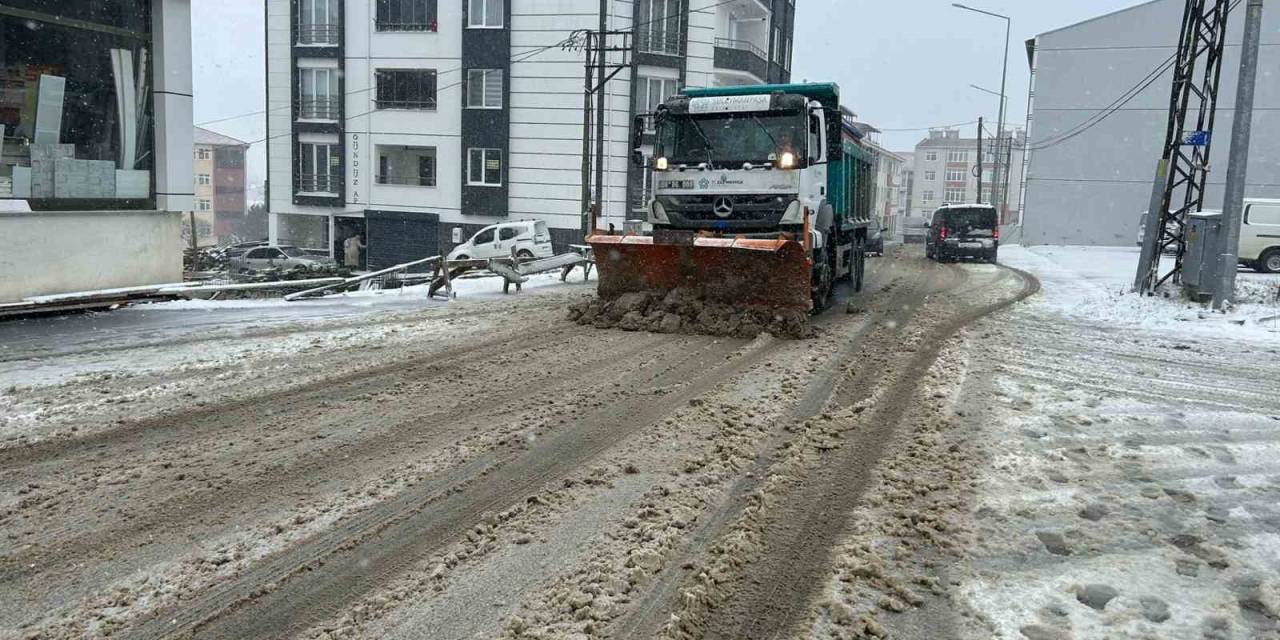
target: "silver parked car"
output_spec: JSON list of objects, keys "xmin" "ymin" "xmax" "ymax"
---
[{"xmin": 231, "ymin": 245, "xmax": 335, "ymax": 274}]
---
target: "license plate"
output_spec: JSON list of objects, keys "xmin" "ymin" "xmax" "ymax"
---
[{"xmin": 960, "ymin": 242, "xmax": 983, "ymax": 248}]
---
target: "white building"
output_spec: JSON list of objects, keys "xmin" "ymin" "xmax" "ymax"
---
[
  {"xmin": 266, "ymin": 0, "xmax": 797, "ymax": 269},
  {"xmin": 0, "ymin": 0, "xmax": 193, "ymax": 303},
  {"xmin": 1021, "ymin": 0, "xmax": 1280, "ymax": 246}
]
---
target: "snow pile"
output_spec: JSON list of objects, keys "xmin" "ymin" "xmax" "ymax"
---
[
  {"xmin": 1001, "ymin": 245, "xmax": 1280, "ymax": 339},
  {"xmin": 568, "ymin": 288, "xmax": 813, "ymax": 339}
]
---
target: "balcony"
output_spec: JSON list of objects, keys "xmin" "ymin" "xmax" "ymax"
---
[
  {"xmin": 636, "ymin": 30, "xmax": 681, "ymax": 57},
  {"xmin": 713, "ymin": 37, "xmax": 768, "ymax": 83},
  {"xmin": 298, "ymin": 97, "xmax": 340, "ymax": 121},
  {"xmin": 297, "ymin": 23, "xmax": 339, "ymax": 46},
  {"xmin": 296, "ymin": 173, "xmax": 341, "ymax": 195}
]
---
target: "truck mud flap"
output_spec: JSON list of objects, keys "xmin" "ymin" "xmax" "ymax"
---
[{"xmin": 587, "ymin": 234, "xmax": 813, "ymax": 312}]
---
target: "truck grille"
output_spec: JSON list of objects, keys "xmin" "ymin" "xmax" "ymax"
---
[{"xmin": 661, "ymin": 194, "xmax": 789, "ymax": 222}]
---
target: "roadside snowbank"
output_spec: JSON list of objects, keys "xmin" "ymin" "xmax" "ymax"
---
[{"xmin": 1001, "ymin": 245, "xmax": 1280, "ymax": 341}]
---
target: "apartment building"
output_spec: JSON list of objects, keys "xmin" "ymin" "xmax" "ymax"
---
[
  {"xmin": 193, "ymin": 127, "xmax": 249, "ymax": 245},
  {"xmin": 909, "ymin": 127, "xmax": 1025, "ymax": 224},
  {"xmin": 266, "ymin": 0, "xmax": 796, "ymax": 269},
  {"xmin": 895, "ymin": 151, "xmax": 914, "ymax": 232}
]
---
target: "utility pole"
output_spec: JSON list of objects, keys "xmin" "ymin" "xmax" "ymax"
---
[
  {"xmin": 976, "ymin": 117, "xmax": 984, "ymax": 204},
  {"xmin": 953, "ymin": 4, "xmax": 1010, "ymax": 217},
  {"xmin": 594, "ymin": 0, "xmax": 607, "ymax": 236},
  {"xmin": 1134, "ymin": 0, "xmax": 1231, "ymax": 294},
  {"xmin": 580, "ymin": 29, "xmax": 594, "ymax": 234},
  {"xmin": 571, "ymin": 13, "xmax": 630, "ymax": 239},
  {"xmin": 1213, "ymin": 0, "xmax": 1264, "ymax": 310}
]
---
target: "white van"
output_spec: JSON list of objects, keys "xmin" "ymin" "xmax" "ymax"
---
[
  {"xmin": 447, "ymin": 221, "xmax": 554, "ymax": 262},
  {"xmin": 1241, "ymin": 198, "xmax": 1280, "ymax": 273}
]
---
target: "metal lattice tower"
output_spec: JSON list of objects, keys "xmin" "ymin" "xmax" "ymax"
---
[{"xmin": 1136, "ymin": 0, "xmax": 1232, "ymax": 293}]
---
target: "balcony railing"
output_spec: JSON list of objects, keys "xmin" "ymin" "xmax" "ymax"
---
[
  {"xmin": 376, "ymin": 174, "xmax": 436, "ymax": 187},
  {"xmin": 714, "ymin": 37, "xmax": 767, "ymax": 60},
  {"xmin": 374, "ymin": 98, "xmax": 437, "ymax": 110},
  {"xmin": 298, "ymin": 97, "xmax": 340, "ymax": 120},
  {"xmin": 713, "ymin": 38, "xmax": 769, "ymax": 81},
  {"xmin": 636, "ymin": 30, "xmax": 681, "ymax": 56},
  {"xmin": 297, "ymin": 23, "xmax": 339, "ymax": 45},
  {"xmin": 296, "ymin": 173, "xmax": 341, "ymax": 194}
]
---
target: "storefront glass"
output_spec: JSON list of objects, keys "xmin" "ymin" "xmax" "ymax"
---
[{"xmin": 0, "ymin": 0, "xmax": 154, "ymax": 208}]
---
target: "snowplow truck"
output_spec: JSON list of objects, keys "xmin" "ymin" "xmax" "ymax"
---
[{"xmin": 588, "ymin": 82, "xmax": 875, "ymax": 314}]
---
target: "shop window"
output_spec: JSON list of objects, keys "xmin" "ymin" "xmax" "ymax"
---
[{"xmin": 0, "ymin": 3, "xmax": 154, "ymax": 206}]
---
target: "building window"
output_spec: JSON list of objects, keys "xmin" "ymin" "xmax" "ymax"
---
[
  {"xmin": 376, "ymin": 69, "xmax": 437, "ymax": 110},
  {"xmin": 376, "ymin": 145, "xmax": 436, "ymax": 186},
  {"xmin": 945, "ymin": 169, "xmax": 965, "ymax": 182},
  {"xmin": 922, "ymin": 190, "xmax": 935, "ymax": 202},
  {"xmin": 637, "ymin": 0, "xmax": 680, "ymax": 55},
  {"xmin": 772, "ymin": 27, "xmax": 782, "ymax": 63},
  {"xmin": 466, "ymin": 69, "xmax": 503, "ymax": 109},
  {"xmin": 297, "ymin": 141, "xmax": 341, "ymax": 194},
  {"xmin": 944, "ymin": 188, "xmax": 966, "ymax": 202},
  {"xmin": 784, "ymin": 36, "xmax": 792, "ymax": 71},
  {"xmin": 197, "ymin": 173, "xmax": 211, "ymax": 185},
  {"xmin": 467, "ymin": 148, "xmax": 502, "ymax": 186},
  {"xmin": 196, "ymin": 148, "xmax": 212, "ymax": 160},
  {"xmin": 946, "ymin": 150, "xmax": 968, "ymax": 163},
  {"xmin": 636, "ymin": 76, "xmax": 678, "ymax": 129},
  {"xmin": 467, "ymin": 0, "xmax": 503, "ymax": 28},
  {"xmin": 299, "ymin": 67, "xmax": 339, "ymax": 119},
  {"xmin": 924, "ymin": 151, "xmax": 937, "ymax": 162},
  {"xmin": 0, "ymin": 3, "xmax": 154, "ymax": 206},
  {"xmin": 197, "ymin": 199, "xmax": 211, "ymax": 211},
  {"xmin": 377, "ymin": 0, "xmax": 437, "ymax": 32},
  {"xmin": 298, "ymin": 0, "xmax": 340, "ymax": 44},
  {"xmin": 924, "ymin": 171, "xmax": 936, "ymax": 181}
]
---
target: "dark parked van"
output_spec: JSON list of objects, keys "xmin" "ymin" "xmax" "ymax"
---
[{"xmin": 925, "ymin": 205, "xmax": 999, "ymax": 263}]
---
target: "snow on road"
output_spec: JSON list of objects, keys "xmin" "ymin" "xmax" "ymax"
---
[{"xmin": 954, "ymin": 247, "xmax": 1280, "ymax": 640}]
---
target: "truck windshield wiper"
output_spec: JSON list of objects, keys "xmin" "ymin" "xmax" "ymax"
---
[
  {"xmin": 749, "ymin": 114, "xmax": 779, "ymax": 153},
  {"xmin": 687, "ymin": 119, "xmax": 717, "ymax": 169}
]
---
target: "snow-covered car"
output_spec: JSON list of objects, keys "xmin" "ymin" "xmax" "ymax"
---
[
  {"xmin": 230, "ymin": 245, "xmax": 336, "ymax": 274},
  {"xmin": 447, "ymin": 221, "xmax": 554, "ymax": 262}
]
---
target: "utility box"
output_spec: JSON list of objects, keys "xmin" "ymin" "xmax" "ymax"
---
[{"xmin": 1182, "ymin": 210, "xmax": 1223, "ymax": 302}]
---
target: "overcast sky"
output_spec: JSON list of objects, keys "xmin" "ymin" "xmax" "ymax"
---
[{"xmin": 191, "ymin": 0, "xmax": 1149, "ymax": 185}]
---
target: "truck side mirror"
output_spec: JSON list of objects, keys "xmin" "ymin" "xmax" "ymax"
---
[{"xmin": 632, "ymin": 115, "xmax": 647, "ymax": 167}]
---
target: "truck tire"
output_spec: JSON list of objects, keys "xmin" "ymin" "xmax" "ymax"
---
[
  {"xmin": 1259, "ymin": 248, "xmax": 1280, "ymax": 274},
  {"xmin": 811, "ymin": 234, "xmax": 835, "ymax": 313}
]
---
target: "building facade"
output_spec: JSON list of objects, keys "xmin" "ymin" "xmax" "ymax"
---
[
  {"xmin": 909, "ymin": 127, "xmax": 1025, "ymax": 224},
  {"xmin": 193, "ymin": 127, "xmax": 249, "ymax": 246},
  {"xmin": 0, "ymin": 0, "xmax": 192, "ymax": 303},
  {"xmin": 895, "ymin": 151, "xmax": 914, "ymax": 236},
  {"xmin": 265, "ymin": 0, "xmax": 795, "ymax": 269},
  {"xmin": 1021, "ymin": 0, "xmax": 1280, "ymax": 246}
]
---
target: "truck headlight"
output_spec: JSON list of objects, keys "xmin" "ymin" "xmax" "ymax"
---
[
  {"xmin": 779, "ymin": 152, "xmax": 796, "ymax": 169},
  {"xmin": 655, "ymin": 157, "xmax": 668, "ymax": 170},
  {"xmin": 651, "ymin": 200, "xmax": 669, "ymax": 223}
]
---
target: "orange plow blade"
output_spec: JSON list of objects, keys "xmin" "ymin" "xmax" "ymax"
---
[{"xmin": 587, "ymin": 235, "xmax": 812, "ymax": 312}]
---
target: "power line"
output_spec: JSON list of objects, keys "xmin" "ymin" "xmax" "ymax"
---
[
  {"xmin": 1026, "ymin": 0, "xmax": 1244, "ymax": 153},
  {"xmin": 877, "ymin": 119, "xmax": 979, "ymax": 132}
]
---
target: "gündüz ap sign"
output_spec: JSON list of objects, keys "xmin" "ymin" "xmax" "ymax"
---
[{"xmin": 687, "ymin": 94, "xmax": 772, "ymax": 114}]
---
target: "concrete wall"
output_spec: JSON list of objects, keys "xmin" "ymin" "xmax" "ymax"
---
[
  {"xmin": 0, "ymin": 211, "xmax": 184, "ymax": 303},
  {"xmin": 1023, "ymin": 0, "xmax": 1280, "ymax": 246}
]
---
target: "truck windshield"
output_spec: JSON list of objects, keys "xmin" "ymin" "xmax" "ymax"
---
[{"xmin": 655, "ymin": 111, "xmax": 805, "ymax": 168}]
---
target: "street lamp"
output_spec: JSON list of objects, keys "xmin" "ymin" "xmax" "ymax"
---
[{"xmin": 954, "ymin": 3, "xmax": 1010, "ymax": 219}]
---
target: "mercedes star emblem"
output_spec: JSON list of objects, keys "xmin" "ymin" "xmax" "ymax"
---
[{"xmin": 713, "ymin": 196, "xmax": 734, "ymax": 218}]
